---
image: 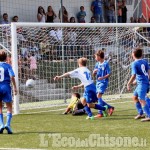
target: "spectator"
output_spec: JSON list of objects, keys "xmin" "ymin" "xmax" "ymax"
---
[
  {"xmin": 90, "ymin": 16, "xmax": 96, "ymax": 23},
  {"xmin": 105, "ymin": 0, "xmax": 115, "ymax": 23},
  {"xmin": 12, "ymin": 16, "xmax": 18, "ymax": 22},
  {"xmin": 29, "ymin": 53, "xmax": 37, "ymax": 79},
  {"xmin": 77, "ymin": 6, "xmax": 86, "ymax": 23},
  {"xmin": 130, "ymin": 17, "xmax": 134, "ymax": 23},
  {"xmin": 70, "ymin": 17, "xmax": 76, "ymax": 23},
  {"xmin": 37, "ymin": 6, "xmax": 46, "ymax": 22},
  {"xmin": 12, "ymin": 15, "xmax": 27, "ymax": 42},
  {"xmin": 49, "ymin": 28, "xmax": 62, "ymax": 44},
  {"xmin": 1, "ymin": 13, "xmax": 9, "ymax": 24},
  {"xmin": 117, "ymin": 0, "xmax": 123, "ymax": 23},
  {"xmin": 46, "ymin": 6, "xmax": 57, "ymax": 23},
  {"xmin": 59, "ymin": 6, "xmax": 68, "ymax": 23},
  {"xmin": 91, "ymin": 0, "xmax": 104, "ymax": 23},
  {"xmin": 122, "ymin": 0, "xmax": 127, "ymax": 23}
]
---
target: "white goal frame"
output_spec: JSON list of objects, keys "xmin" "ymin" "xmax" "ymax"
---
[{"xmin": 11, "ymin": 23, "xmax": 150, "ymax": 114}]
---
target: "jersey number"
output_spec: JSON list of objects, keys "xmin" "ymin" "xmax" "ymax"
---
[
  {"xmin": 141, "ymin": 64, "xmax": 148, "ymax": 76},
  {"xmin": 0, "ymin": 68, "xmax": 4, "ymax": 82},
  {"xmin": 84, "ymin": 72, "xmax": 91, "ymax": 80}
]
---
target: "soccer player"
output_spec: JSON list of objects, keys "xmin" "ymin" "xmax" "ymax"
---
[
  {"xmin": 0, "ymin": 50, "xmax": 17, "ymax": 134},
  {"xmin": 127, "ymin": 48, "xmax": 150, "ymax": 122},
  {"xmin": 54, "ymin": 57, "xmax": 108, "ymax": 120},
  {"xmin": 93, "ymin": 50, "xmax": 114, "ymax": 118},
  {"xmin": 63, "ymin": 93, "xmax": 85, "ymax": 115}
]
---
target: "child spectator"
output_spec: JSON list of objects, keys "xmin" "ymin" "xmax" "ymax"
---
[
  {"xmin": 77, "ymin": 6, "xmax": 86, "ymax": 23},
  {"xmin": 70, "ymin": 17, "xmax": 76, "ymax": 23},
  {"xmin": 90, "ymin": 16, "xmax": 96, "ymax": 23},
  {"xmin": 63, "ymin": 93, "xmax": 85, "ymax": 115},
  {"xmin": 46, "ymin": 6, "xmax": 57, "ymax": 23},
  {"xmin": 29, "ymin": 53, "xmax": 37, "ymax": 79},
  {"xmin": 1, "ymin": 13, "xmax": 9, "ymax": 24}
]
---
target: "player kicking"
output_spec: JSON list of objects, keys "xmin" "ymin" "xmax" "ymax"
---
[
  {"xmin": 127, "ymin": 48, "xmax": 150, "ymax": 122},
  {"xmin": 93, "ymin": 50, "xmax": 114, "ymax": 118},
  {"xmin": 54, "ymin": 57, "xmax": 108, "ymax": 120},
  {"xmin": 0, "ymin": 50, "xmax": 17, "ymax": 134}
]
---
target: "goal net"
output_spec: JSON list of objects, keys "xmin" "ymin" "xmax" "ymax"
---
[{"xmin": 1, "ymin": 23, "xmax": 150, "ymax": 113}]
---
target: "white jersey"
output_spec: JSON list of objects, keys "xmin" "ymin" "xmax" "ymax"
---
[{"xmin": 68, "ymin": 67, "xmax": 94, "ymax": 87}]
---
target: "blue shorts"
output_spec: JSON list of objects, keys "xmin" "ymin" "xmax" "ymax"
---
[
  {"xmin": 133, "ymin": 84, "xmax": 149, "ymax": 100},
  {"xmin": 0, "ymin": 84, "xmax": 12, "ymax": 103},
  {"xmin": 96, "ymin": 82, "xmax": 108, "ymax": 94},
  {"xmin": 83, "ymin": 83, "xmax": 98, "ymax": 103}
]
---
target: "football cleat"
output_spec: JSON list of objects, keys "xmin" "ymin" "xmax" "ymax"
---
[{"xmin": 5, "ymin": 125, "xmax": 13, "ymax": 134}]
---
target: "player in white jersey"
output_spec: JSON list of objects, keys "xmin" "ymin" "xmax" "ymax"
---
[{"xmin": 54, "ymin": 57, "xmax": 108, "ymax": 120}]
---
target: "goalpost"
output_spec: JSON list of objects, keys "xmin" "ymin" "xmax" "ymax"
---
[{"xmin": 2, "ymin": 23, "xmax": 149, "ymax": 114}]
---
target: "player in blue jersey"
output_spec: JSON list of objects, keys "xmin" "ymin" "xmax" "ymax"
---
[
  {"xmin": 93, "ymin": 50, "xmax": 114, "ymax": 118},
  {"xmin": 127, "ymin": 48, "xmax": 150, "ymax": 122},
  {"xmin": 54, "ymin": 57, "xmax": 108, "ymax": 120},
  {"xmin": 0, "ymin": 50, "xmax": 17, "ymax": 134}
]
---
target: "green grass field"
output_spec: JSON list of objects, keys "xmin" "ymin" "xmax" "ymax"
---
[{"xmin": 0, "ymin": 100, "xmax": 150, "ymax": 150}]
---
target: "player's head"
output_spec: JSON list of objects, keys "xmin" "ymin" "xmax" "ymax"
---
[
  {"xmin": 72, "ymin": 93, "xmax": 80, "ymax": 99},
  {"xmin": 95, "ymin": 50, "xmax": 104, "ymax": 61},
  {"xmin": 132, "ymin": 48, "xmax": 143, "ymax": 60},
  {"xmin": 78, "ymin": 57, "xmax": 87, "ymax": 67},
  {"xmin": 0, "ymin": 50, "xmax": 7, "ymax": 62}
]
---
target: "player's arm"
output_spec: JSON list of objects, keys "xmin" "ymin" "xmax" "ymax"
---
[
  {"xmin": 11, "ymin": 76, "xmax": 17, "ymax": 95},
  {"xmin": 127, "ymin": 74, "xmax": 136, "ymax": 91},
  {"xmin": 98, "ymin": 73, "xmax": 111, "ymax": 80},
  {"xmin": 72, "ymin": 83, "xmax": 84, "ymax": 90},
  {"xmin": 54, "ymin": 72, "xmax": 70, "ymax": 81}
]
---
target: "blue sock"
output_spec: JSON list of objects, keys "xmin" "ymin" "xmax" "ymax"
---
[
  {"xmin": 98, "ymin": 98, "xmax": 113, "ymax": 109},
  {"xmin": 95, "ymin": 104, "xmax": 106, "ymax": 111},
  {"xmin": 98, "ymin": 98, "xmax": 103, "ymax": 114},
  {"xmin": 6, "ymin": 113, "xmax": 12, "ymax": 127},
  {"xmin": 84, "ymin": 105, "xmax": 92, "ymax": 117},
  {"xmin": 145, "ymin": 97, "xmax": 150, "ymax": 108},
  {"xmin": 135, "ymin": 102, "xmax": 143, "ymax": 115},
  {"xmin": 0, "ymin": 114, "xmax": 4, "ymax": 126},
  {"xmin": 143, "ymin": 104, "xmax": 150, "ymax": 118}
]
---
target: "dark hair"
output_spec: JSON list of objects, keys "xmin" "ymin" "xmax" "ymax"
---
[
  {"xmin": 0, "ymin": 50, "xmax": 7, "ymax": 61},
  {"xmin": 133, "ymin": 48, "xmax": 143, "ymax": 58},
  {"xmin": 73, "ymin": 93, "xmax": 80, "ymax": 99},
  {"xmin": 38, "ymin": 6, "xmax": 45, "ymax": 15},
  {"xmin": 80, "ymin": 6, "xmax": 84, "ymax": 10},
  {"xmin": 3, "ymin": 13, "xmax": 8, "ymax": 17},
  {"xmin": 95, "ymin": 50, "xmax": 104, "ymax": 59},
  {"xmin": 70, "ymin": 17, "xmax": 75, "ymax": 23}
]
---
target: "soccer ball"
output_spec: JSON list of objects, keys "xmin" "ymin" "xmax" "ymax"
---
[{"xmin": 26, "ymin": 79, "xmax": 35, "ymax": 88}]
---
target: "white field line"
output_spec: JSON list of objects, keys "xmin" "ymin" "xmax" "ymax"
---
[
  {"xmin": 20, "ymin": 100, "xmax": 132, "ymax": 115},
  {"xmin": 0, "ymin": 149, "xmax": 45, "ymax": 150}
]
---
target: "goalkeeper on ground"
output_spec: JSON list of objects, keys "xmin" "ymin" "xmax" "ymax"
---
[{"xmin": 63, "ymin": 93, "xmax": 85, "ymax": 115}]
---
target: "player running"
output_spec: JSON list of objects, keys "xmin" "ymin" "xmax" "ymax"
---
[
  {"xmin": 93, "ymin": 50, "xmax": 114, "ymax": 118},
  {"xmin": 127, "ymin": 48, "xmax": 150, "ymax": 122}
]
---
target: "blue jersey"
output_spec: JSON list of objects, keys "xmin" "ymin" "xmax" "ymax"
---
[
  {"xmin": 94, "ymin": 60, "xmax": 111, "ymax": 84},
  {"xmin": 0, "ymin": 62, "xmax": 15, "ymax": 103},
  {"xmin": 131, "ymin": 59, "xmax": 149, "ymax": 85},
  {"xmin": 0, "ymin": 62, "xmax": 15, "ymax": 85},
  {"xmin": 91, "ymin": 0, "xmax": 103, "ymax": 15}
]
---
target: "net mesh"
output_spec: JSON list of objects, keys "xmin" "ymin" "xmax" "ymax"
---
[{"xmin": 0, "ymin": 24, "xmax": 150, "ymax": 110}]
